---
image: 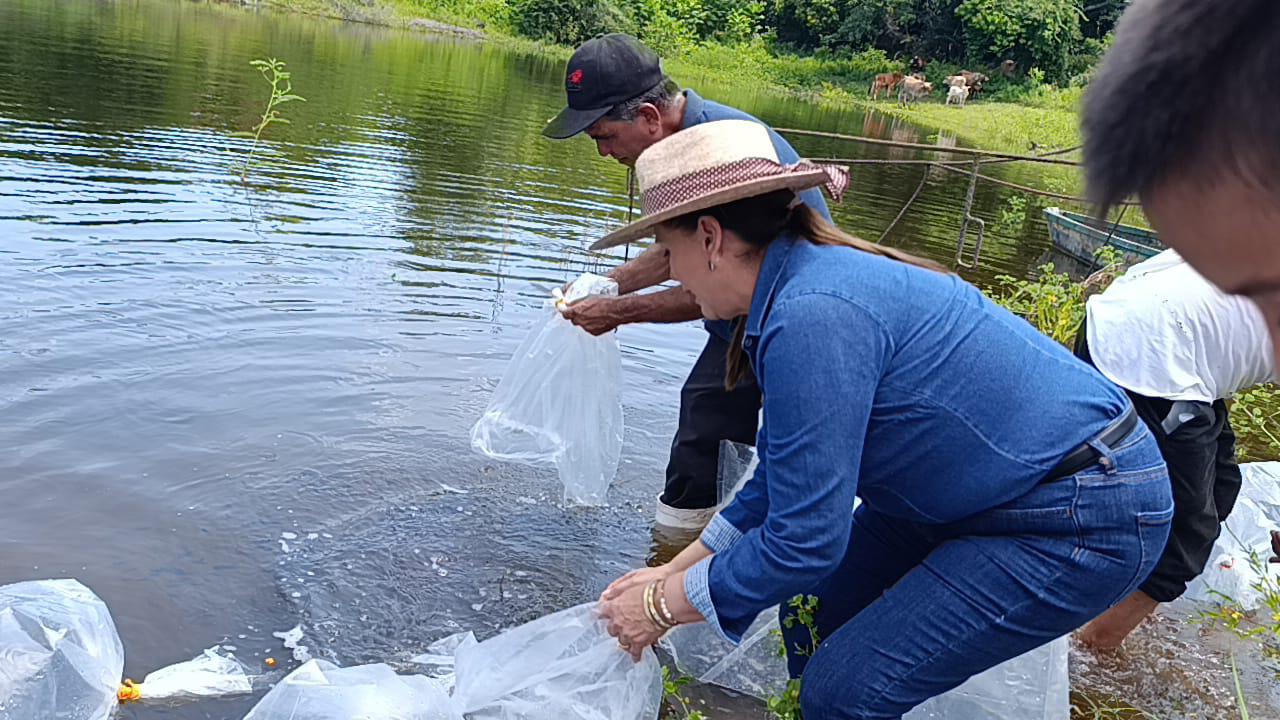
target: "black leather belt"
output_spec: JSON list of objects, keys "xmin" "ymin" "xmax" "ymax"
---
[{"xmin": 1044, "ymin": 406, "xmax": 1139, "ymax": 482}]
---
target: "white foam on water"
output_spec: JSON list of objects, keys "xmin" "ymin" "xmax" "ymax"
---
[{"xmin": 273, "ymin": 624, "xmax": 313, "ymax": 663}]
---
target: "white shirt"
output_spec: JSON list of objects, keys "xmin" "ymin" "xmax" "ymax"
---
[{"xmin": 1086, "ymin": 249, "xmax": 1276, "ymax": 402}]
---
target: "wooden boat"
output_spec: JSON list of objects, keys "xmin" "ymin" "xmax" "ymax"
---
[{"xmin": 1044, "ymin": 207, "xmax": 1164, "ymax": 266}]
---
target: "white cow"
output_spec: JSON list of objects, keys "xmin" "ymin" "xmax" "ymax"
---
[{"xmin": 946, "ymin": 84, "xmax": 969, "ymax": 108}]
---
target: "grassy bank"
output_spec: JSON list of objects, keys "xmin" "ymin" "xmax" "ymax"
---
[
  {"xmin": 672, "ymin": 42, "xmax": 1083, "ymax": 153},
  {"xmin": 258, "ymin": 0, "xmax": 1084, "ymax": 155}
]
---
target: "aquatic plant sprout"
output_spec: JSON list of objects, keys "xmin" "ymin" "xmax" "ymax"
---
[{"xmin": 238, "ymin": 58, "xmax": 306, "ymax": 181}]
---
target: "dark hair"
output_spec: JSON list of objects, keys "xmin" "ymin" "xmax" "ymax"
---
[
  {"xmin": 663, "ymin": 190, "xmax": 949, "ymax": 389},
  {"xmin": 604, "ymin": 77, "xmax": 681, "ymax": 122},
  {"xmin": 1083, "ymin": 0, "xmax": 1280, "ymax": 214}
]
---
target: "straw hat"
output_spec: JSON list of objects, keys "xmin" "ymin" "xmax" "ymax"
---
[{"xmin": 591, "ymin": 120, "xmax": 849, "ymax": 251}]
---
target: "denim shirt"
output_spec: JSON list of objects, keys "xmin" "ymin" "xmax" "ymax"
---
[
  {"xmin": 680, "ymin": 89, "xmax": 832, "ymax": 342},
  {"xmin": 683, "ymin": 234, "xmax": 1132, "ymax": 642}
]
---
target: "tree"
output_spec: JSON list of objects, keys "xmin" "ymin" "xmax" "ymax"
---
[{"xmin": 956, "ymin": 0, "xmax": 1084, "ymax": 80}]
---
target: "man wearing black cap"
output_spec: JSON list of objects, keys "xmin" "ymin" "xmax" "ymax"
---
[{"xmin": 544, "ymin": 33, "xmax": 832, "ymax": 532}]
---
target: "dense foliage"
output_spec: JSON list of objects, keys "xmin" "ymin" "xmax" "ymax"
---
[{"xmin": 504, "ymin": 0, "xmax": 1124, "ymax": 83}]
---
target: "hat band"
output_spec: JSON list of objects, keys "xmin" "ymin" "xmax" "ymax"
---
[{"xmin": 641, "ymin": 158, "xmax": 850, "ymax": 217}]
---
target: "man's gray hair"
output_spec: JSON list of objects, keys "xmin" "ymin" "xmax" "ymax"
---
[
  {"xmin": 1083, "ymin": 0, "xmax": 1280, "ymax": 214},
  {"xmin": 604, "ymin": 77, "xmax": 681, "ymax": 122}
]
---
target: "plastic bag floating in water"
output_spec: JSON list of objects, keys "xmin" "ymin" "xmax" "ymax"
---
[
  {"xmin": 127, "ymin": 647, "xmax": 251, "ymax": 702},
  {"xmin": 1184, "ymin": 462, "xmax": 1280, "ymax": 609},
  {"xmin": 243, "ymin": 660, "xmax": 456, "ymax": 720},
  {"xmin": 0, "ymin": 578, "xmax": 254, "ymax": 719},
  {"xmin": 245, "ymin": 603, "xmax": 661, "ymax": 720},
  {"xmin": 0, "ymin": 578, "xmax": 124, "ymax": 720},
  {"xmin": 471, "ymin": 273, "xmax": 624, "ymax": 505}
]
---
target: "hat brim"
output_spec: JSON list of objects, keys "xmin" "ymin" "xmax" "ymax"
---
[
  {"xmin": 590, "ymin": 169, "xmax": 830, "ymax": 251},
  {"xmin": 542, "ymin": 105, "xmax": 611, "ymax": 140}
]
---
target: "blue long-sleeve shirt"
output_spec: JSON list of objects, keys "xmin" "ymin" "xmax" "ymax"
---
[
  {"xmin": 683, "ymin": 234, "xmax": 1131, "ymax": 641},
  {"xmin": 680, "ymin": 89, "xmax": 831, "ymax": 342}
]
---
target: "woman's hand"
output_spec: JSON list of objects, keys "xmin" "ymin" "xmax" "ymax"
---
[
  {"xmin": 598, "ymin": 582, "xmax": 665, "ymax": 662},
  {"xmin": 600, "ymin": 565, "xmax": 673, "ymax": 602}
]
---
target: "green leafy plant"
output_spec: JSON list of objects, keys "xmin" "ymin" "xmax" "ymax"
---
[
  {"xmin": 781, "ymin": 594, "xmax": 821, "ymax": 658},
  {"xmin": 510, "ymin": 0, "xmax": 632, "ymax": 45},
  {"xmin": 661, "ymin": 666, "xmax": 708, "ymax": 720},
  {"xmin": 238, "ymin": 58, "xmax": 305, "ymax": 181},
  {"xmin": 988, "ymin": 262, "xmax": 1090, "ymax": 347},
  {"xmin": 1232, "ymin": 386, "xmax": 1280, "ymax": 462},
  {"xmin": 765, "ymin": 594, "xmax": 821, "ymax": 719},
  {"xmin": 996, "ymin": 194, "xmax": 1028, "ymax": 230},
  {"xmin": 955, "ymin": 0, "xmax": 1084, "ymax": 82},
  {"xmin": 1196, "ymin": 549, "xmax": 1280, "ymax": 667},
  {"xmin": 766, "ymin": 679, "xmax": 804, "ymax": 720}
]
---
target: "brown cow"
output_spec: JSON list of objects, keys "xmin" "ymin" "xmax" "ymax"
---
[
  {"xmin": 999, "ymin": 59, "xmax": 1018, "ymax": 78},
  {"xmin": 869, "ymin": 72, "xmax": 905, "ymax": 100},
  {"xmin": 957, "ymin": 70, "xmax": 990, "ymax": 97},
  {"xmin": 898, "ymin": 76, "xmax": 933, "ymax": 106}
]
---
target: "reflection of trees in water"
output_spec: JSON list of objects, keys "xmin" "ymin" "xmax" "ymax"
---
[{"xmin": 1, "ymin": 0, "xmax": 1087, "ymax": 295}]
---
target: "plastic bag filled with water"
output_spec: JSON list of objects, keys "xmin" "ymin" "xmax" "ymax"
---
[
  {"xmin": 245, "ymin": 603, "xmax": 661, "ymax": 720},
  {"xmin": 0, "ymin": 579, "xmax": 124, "ymax": 720},
  {"xmin": 471, "ymin": 273, "xmax": 624, "ymax": 505},
  {"xmin": 1184, "ymin": 462, "xmax": 1280, "ymax": 609}
]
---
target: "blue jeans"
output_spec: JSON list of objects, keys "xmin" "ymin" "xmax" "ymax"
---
[{"xmin": 781, "ymin": 424, "xmax": 1173, "ymax": 720}]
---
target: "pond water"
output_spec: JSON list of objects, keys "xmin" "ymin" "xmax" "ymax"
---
[{"xmin": 1, "ymin": 0, "xmax": 1265, "ymax": 718}]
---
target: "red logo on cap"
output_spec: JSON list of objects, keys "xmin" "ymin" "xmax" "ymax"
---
[{"xmin": 568, "ymin": 69, "xmax": 584, "ymax": 89}]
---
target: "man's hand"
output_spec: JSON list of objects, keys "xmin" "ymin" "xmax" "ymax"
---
[{"xmin": 562, "ymin": 296, "xmax": 625, "ymax": 336}]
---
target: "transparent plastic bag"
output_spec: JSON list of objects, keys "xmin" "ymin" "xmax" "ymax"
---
[
  {"xmin": 717, "ymin": 440, "xmax": 758, "ymax": 510},
  {"xmin": 907, "ymin": 637, "xmax": 1069, "ymax": 719},
  {"xmin": 131, "ymin": 646, "xmax": 252, "ymax": 701},
  {"xmin": 243, "ymin": 660, "xmax": 456, "ymax": 720},
  {"xmin": 471, "ymin": 273, "xmax": 624, "ymax": 505},
  {"xmin": 247, "ymin": 604, "xmax": 660, "ymax": 720},
  {"xmin": 0, "ymin": 579, "xmax": 124, "ymax": 720},
  {"xmin": 1184, "ymin": 462, "xmax": 1280, "ymax": 608},
  {"xmin": 452, "ymin": 603, "xmax": 661, "ymax": 720},
  {"xmin": 660, "ymin": 608, "xmax": 786, "ymax": 699},
  {"xmin": 663, "ymin": 609, "xmax": 1069, "ymax": 720}
]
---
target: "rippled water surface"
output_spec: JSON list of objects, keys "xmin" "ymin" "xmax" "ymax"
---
[{"xmin": 0, "ymin": 1, "xmax": 1158, "ymax": 717}]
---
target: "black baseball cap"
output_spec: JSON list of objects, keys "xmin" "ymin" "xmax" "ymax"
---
[{"xmin": 542, "ymin": 34, "xmax": 664, "ymax": 140}]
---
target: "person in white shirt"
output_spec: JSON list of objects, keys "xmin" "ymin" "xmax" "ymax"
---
[{"xmin": 1074, "ymin": 249, "xmax": 1277, "ymax": 649}]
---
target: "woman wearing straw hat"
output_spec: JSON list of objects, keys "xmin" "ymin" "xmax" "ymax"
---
[{"xmin": 596, "ymin": 119, "xmax": 1173, "ymax": 717}]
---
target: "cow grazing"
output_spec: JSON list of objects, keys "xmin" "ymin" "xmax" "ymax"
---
[
  {"xmin": 869, "ymin": 72, "xmax": 905, "ymax": 100},
  {"xmin": 898, "ymin": 76, "xmax": 933, "ymax": 106}
]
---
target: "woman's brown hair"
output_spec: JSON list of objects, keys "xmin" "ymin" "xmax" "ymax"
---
[{"xmin": 662, "ymin": 189, "xmax": 949, "ymax": 389}]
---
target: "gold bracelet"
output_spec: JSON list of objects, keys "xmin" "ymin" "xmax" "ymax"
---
[
  {"xmin": 642, "ymin": 581, "xmax": 661, "ymax": 629},
  {"xmin": 644, "ymin": 581, "xmax": 673, "ymax": 631},
  {"xmin": 656, "ymin": 579, "xmax": 679, "ymax": 627}
]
